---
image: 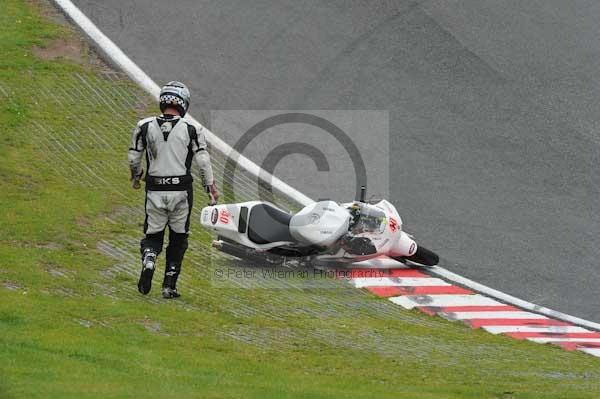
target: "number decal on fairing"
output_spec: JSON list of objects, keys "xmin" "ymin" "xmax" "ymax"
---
[
  {"xmin": 219, "ymin": 209, "xmax": 230, "ymax": 224},
  {"xmin": 389, "ymin": 217, "xmax": 398, "ymax": 233}
]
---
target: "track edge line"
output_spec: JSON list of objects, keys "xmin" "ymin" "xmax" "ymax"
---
[{"xmin": 429, "ymin": 266, "xmax": 600, "ymax": 331}]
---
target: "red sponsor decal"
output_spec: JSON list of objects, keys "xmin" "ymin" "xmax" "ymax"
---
[
  {"xmin": 219, "ymin": 209, "xmax": 230, "ymax": 224},
  {"xmin": 389, "ymin": 217, "xmax": 398, "ymax": 233}
]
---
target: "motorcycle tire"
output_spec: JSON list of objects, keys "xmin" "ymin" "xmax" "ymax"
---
[{"xmin": 401, "ymin": 245, "xmax": 439, "ymax": 267}]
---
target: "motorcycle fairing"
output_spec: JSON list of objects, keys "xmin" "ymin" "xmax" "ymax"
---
[{"xmin": 201, "ymin": 201, "xmax": 296, "ymax": 250}]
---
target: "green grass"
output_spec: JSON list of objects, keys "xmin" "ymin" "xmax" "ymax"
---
[{"xmin": 1, "ymin": 1, "xmax": 600, "ymax": 398}]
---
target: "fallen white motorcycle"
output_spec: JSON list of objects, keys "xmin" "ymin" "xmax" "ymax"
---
[{"xmin": 200, "ymin": 188, "xmax": 439, "ymax": 267}]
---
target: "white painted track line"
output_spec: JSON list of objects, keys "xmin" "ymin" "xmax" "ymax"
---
[
  {"xmin": 352, "ymin": 257, "xmax": 406, "ymax": 268},
  {"xmin": 527, "ymin": 337, "xmax": 600, "ymax": 344},
  {"xmin": 442, "ymin": 311, "xmax": 548, "ymax": 320},
  {"xmin": 389, "ymin": 294, "xmax": 501, "ymax": 309},
  {"xmin": 483, "ymin": 326, "xmax": 591, "ymax": 334},
  {"xmin": 579, "ymin": 348, "xmax": 600, "ymax": 356},
  {"xmin": 429, "ymin": 266, "xmax": 600, "ymax": 331},
  {"xmin": 352, "ymin": 277, "xmax": 450, "ymax": 288}
]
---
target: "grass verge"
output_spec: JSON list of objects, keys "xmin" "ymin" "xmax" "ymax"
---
[{"xmin": 0, "ymin": 1, "xmax": 600, "ymax": 398}]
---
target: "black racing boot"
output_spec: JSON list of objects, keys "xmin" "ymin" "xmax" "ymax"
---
[
  {"xmin": 161, "ymin": 263, "xmax": 181, "ymax": 299},
  {"xmin": 161, "ymin": 286, "xmax": 180, "ymax": 299},
  {"xmin": 137, "ymin": 249, "xmax": 157, "ymax": 295}
]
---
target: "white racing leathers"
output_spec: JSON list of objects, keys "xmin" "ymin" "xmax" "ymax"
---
[{"xmin": 128, "ymin": 114, "xmax": 214, "ymax": 290}]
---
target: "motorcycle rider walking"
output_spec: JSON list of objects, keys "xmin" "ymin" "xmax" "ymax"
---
[{"xmin": 128, "ymin": 81, "xmax": 219, "ymax": 298}]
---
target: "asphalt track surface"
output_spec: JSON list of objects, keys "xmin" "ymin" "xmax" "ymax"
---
[{"xmin": 70, "ymin": 0, "xmax": 600, "ymax": 322}]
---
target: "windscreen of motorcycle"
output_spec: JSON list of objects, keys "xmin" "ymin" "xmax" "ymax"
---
[
  {"xmin": 350, "ymin": 204, "xmax": 387, "ymax": 235},
  {"xmin": 289, "ymin": 201, "xmax": 350, "ymax": 246}
]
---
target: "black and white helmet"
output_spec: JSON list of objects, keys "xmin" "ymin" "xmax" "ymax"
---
[{"xmin": 159, "ymin": 81, "xmax": 190, "ymax": 116}]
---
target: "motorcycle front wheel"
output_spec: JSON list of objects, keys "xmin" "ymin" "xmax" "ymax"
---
[{"xmin": 395, "ymin": 245, "xmax": 439, "ymax": 267}]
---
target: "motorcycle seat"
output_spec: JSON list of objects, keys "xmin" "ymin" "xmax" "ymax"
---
[{"xmin": 247, "ymin": 203, "xmax": 294, "ymax": 244}]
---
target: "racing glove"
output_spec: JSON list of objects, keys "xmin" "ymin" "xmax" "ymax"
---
[
  {"xmin": 130, "ymin": 167, "xmax": 143, "ymax": 190},
  {"xmin": 206, "ymin": 182, "xmax": 219, "ymax": 205}
]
